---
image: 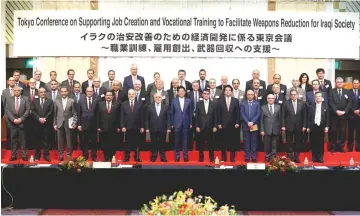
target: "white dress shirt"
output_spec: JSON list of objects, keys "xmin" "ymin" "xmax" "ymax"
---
[
  {"xmin": 233, "ymin": 89, "xmax": 239, "ymax": 98},
  {"xmin": 155, "ymin": 103, "xmax": 161, "ymax": 116},
  {"xmin": 179, "ymin": 97, "xmax": 185, "ymax": 111},
  {"xmin": 62, "ymin": 97, "xmax": 68, "ymax": 110},
  {"xmin": 35, "ymin": 81, "xmax": 40, "ymax": 89},
  {"xmin": 204, "ymin": 99, "xmax": 209, "ymax": 114},
  {"xmin": 88, "ymin": 80, "xmax": 93, "ymax": 87},
  {"xmin": 179, "ymin": 80, "xmax": 186, "ymax": 89},
  {"xmin": 315, "ymin": 103, "xmax": 321, "ymax": 126}
]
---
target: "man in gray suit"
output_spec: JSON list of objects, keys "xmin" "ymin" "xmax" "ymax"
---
[
  {"xmin": 60, "ymin": 69, "xmax": 80, "ymax": 94},
  {"xmin": 46, "ymin": 80, "xmax": 61, "ymax": 101},
  {"xmin": 5, "ymin": 86, "xmax": 30, "ymax": 161},
  {"xmin": 53, "ymin": 87, "xmax": 77, "ymax": 161},
  {"xmin": 101, "ymin": 70, "xmax": 122, "ymax": 91},
  {"xmin": 2, "ymin": 77, "xmax": 16, "ymax": 107},
  {"xmin": 208, "ymin": 78, "xmax": 222, "ymax": 103},
  {"xmin": 231, "ymin": 79, "xmax": 245, "ymax": 103},
  {"xmin": 260, "ymin": 94, "xmax": 281, "ymax": 162},
  {"xmin": 286, "ymin": 78, "xmax": 306, "ymax": 102},
  {"xmin": 150, "ymin": 80, "xmax": 169, "ymax": 105},
  {"xmin": 45, "ymin": 71, "xmax": 61, "ymax": 92}
]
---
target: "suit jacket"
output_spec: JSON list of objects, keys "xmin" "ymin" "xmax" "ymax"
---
[
  {"xmin": 78, "ymin": 96, "xmax": 98, "ymax": 131},
  {"xmin": 36, "ymin": 81, "xmax": 46, "ymax": 89},
  {"xmin": 245, "ymin": 79, "xmax": 266, "ymax": 93},
  {"xmin": 240, "ymin": 100, "xmax": 261, "ymax": 131},
  {"xmin": 111, "ymin": 90, "xmax": 126, "ymax": 105},
  {"xmin": 273, "ymin": 93, "xmax": 286, "ymax": 106},
  {"xmin": 145, "ymin": 103, "xmax": 170, "ymax": 132},
  {"xmin": 30, "ymin": 97, "xmax": 53, "ymax": 126},
  {"xmin": 5, "ymin": 96, "xmax": 30, "ymax": 128},
  {"xmin": 209, "ymin": 88, "xmax": 223, "ymax": 103},
  {"xmin": 120, "ymin": 100, "xmax": 144, "ymax": 129},
  {"xmin": 319, "ymin": 79, "xmax": 332, "ymax": 94},
  {"xmin": 328, "ymin": 88, "xmax": 352, "ymax": 119},
  {"xmin": 231, "ymin": 89, "xmax": 245, "ymax": 103},
  {"xmin": 216, "ymin": 84, "xmax": 227, "ymax": 91},
  {"xmin": 170, "ymin": 80, "xmax": 192, "ymax": 92},
  {"xmin": 260, "ymin": 104, "xmax": 281, "ymax": 135},
  {"xmin": 286, "ymin": 87, "xmax": 306, "ymax": 102},
  {"xmin": 266, "ymin": 83, "xmax": 287, "ymax": 97},
  {"xmin": 197, "ymin": 79, "xmax": 209, "ymax": 92},
  {"xmin": 60, "ymin": 79, "xmax": 80, "ymax": 93},
  {"xmin": 300, "ymin": 83, "xmax": 312, "ymax": 92},
  {"xmin": 53, "ymin": 97, "xmax": 77, "ymax": 128},
  {"xmin": 1, "ymin": 88, "xmax": 13, "ymax": 107},
  {"xmin": 171, "ymin": 97, "xmax": 192, "ymax": 129},
  {"xmin": 22, "ymin": 87, "xmax": 38, "ymax": 104},
  {"xmin": 123, "ymin": 75, "xmax": 145, "ymax": 92},
  {"xmin": 150, "ymin": 89, "xmax": 169, "ymax": 105},
  {"xmin": 187, "ymin": 91, "xmax": 203, "ymax": 114},
  {"xmin": 45, "ymin": 80, "xmax": 60, "ymax": 92},
  {"xmin": 195, "ymin": 100, "xmax": 217, "ymax": 130},
  {"xmin": 14, "ymin": 81, "xmax": 26, "ymax": 89},
  {"xmin": 93, "ymin": 86, "xmax": 107, "ymax": 102},
  {"xmin": 308, "ymin": 103, "xmax": 329, "ymax": 129},
  {"xmin": 132, "ymin": 90, "xmax": 149, "ymax": 106},
  {"xmin": 97, "ymin": 101, "xmax": 120, "ymax": 132},
  {"xmin": 81, "ymin": 80, "xmax": 94, "ymax": 94},
  {"xmin": 281, "ymin": 100, "xmax": 307, "ymax": 132},
  {"xmin": 348, "ymin": 89, "xmax": 360, "ymax": 119},
  {"xmin": 46, "ymin": 90, "xmax": 61, "ymax": 101},
  {"xmin": 167, "ymin": 89, "xmax": 178, "ymax": 108},
  {"xmin": 251, "ymin": 88, "xmax": 266, "ymax": 106},
  {"xmin": 146, "ymin": 82, "xmax": 156, "ymax": 95},
  {"xmin": 69, "ymin": 92, "xmax": 84, "ymax": 108},
  {"xmin": 217, "ymin": 97, "xmax": 240, "ymax": 129},
  {"xmin": 306, "ymin": 91, "xmax": 328, "ymax": 106},
  {"xmin": 101, "ymin": 80, "xmax": 122, "ymax": 91}
]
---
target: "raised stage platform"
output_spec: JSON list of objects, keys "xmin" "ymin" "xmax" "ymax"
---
[{"xmin": 1, "ymin": 165, "xmax": 360, "ymax": 211}]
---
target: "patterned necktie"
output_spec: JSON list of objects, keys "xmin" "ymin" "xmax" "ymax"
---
[
  {"xmin": 338, "ymin": 89, "xmax": 342, "ymax": 99},
  {"xmin": 275, "ymin": 94, "xmax": 278, "ymax": 103},
  {"xmin": 76, "ymin": 93, "xmax": 79, "ymax": 103},
  {"xmin": 88, "ymin": 98, "xmax": 92, "ymax": 110},
  {"xmin": 15, "ymin": 97, "xmax": 19, "ymax": 114},
  {"xmin": 130, "ymin": 101, "xmax": 134, "ymax": 112},
  {"xmin": 270, "ymin": 105, "xmax": 273, "ymax": 115},
  {"xmin": 249, "ymin": 101, "xmax": 252, "ymax": 117},
  {"xmin": 107, "ymin": 102, "xmax": 111, "ymax": 113},
  {"xmin": 115, "ymin": 92, "xmax": 118, "ymax": 102},
  {"xmin": 95, "ymin": 88, "xmax": 98, "ymax": 96},
  {"xmin": 355, "ymin": 90, "xmax": 358, "ymax": 101},
  {"xmin": 40, "ymin": 98, "xmax": 44, "ymax": 109},
  {"xmin": 31, "ymin": 90, "xmax": 34, "ymax": 102},
  {"xmin": 70, "ymin": 80, "xmax": 73, "ymax": 89}
]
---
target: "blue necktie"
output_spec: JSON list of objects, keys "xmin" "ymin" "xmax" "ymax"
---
[
  {"xmin": 249, "ymin": 102, "xmax": 252, "ymax": 117},
  {"xmin": 76, "ymin": 93, "xmax": 79, "ymax": 103},
  {"xmin": 201, "ymin": 80, "xmax": 205, "ymax": 90},
  {"xmin": 355, "ymin": 90, "xmax": 358, "ymax": 101},
  {"xmin": 52, "ymin": 91, "xmax": 56, "ymax": 101}
]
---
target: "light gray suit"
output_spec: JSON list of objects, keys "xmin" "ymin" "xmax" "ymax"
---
[
  {"xmin": 101, "ymin": 80, "xmax": 122, "ymax": 91},
  {"xmin": 5, "ymin": 96, "xmax": 30, "ymax": 158},
  {"xmin": 232, "ymin": 89, "xmax": 245, "ymax": 103},
  {"xmin": 285, "ymin": 87, "xmax": 306, "ymax": 102},
  {"xmin": 45, "ymin": 81, "xmax": 61, "ymax": 92},
  {"xmin": 260, "ymin": 104, "xmax": 281, "ymax": 160},
  {"xmin": 53, "ymin": 97, "xmax": 77, "ymax": 159},
  {"xmin": 1, "ymin": 88, "xmax": 13, "ymax": 108},
  {"xmin": 150, "ymin": 89, "xmax": 169, "ymax": 105}
]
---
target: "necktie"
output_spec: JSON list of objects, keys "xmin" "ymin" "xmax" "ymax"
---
[
  {"xmin": 270, "ymin": 105, "xmax": 273, "ymax": 115},
  {"xmin": 88, "ymin": 98, "xmax": 92, "ymax": 110},
  {"xmin": 355, "ymin": 90, "xmax": 358, "ymax": 100},
  {"xmin": 211, "ymin": 90, "xmax": 214, "ymax": 100},
  {"xmin": 338, "ymin": 89, "xmax": 342, "ymax": 99},
  {"xmin": 156, "ymin": 104, "xmax": 160, "ymax": 116},
  {"xmin": 180, "ymin": 81, "xmax": 183, "ymax": 87},
  {"xmin": 174, "ymin": 89, "xmax": 177, "ymax": 98},
  {"xmin": 320, "ymin": 81, "xmax": 324, "ymax": 88},
  {"xmin": 130, "ymin": 101, "xmax": 134, "ymax": 112},
  {"xmin": 205, "ymin": 101, "xmax": 208, "ymax": 114},
  {"xmin": 15, "ymin": 97, "xmax": 19, "ymax": 114},
  {"xmin": 109, "ymin": 81, "xmax": 112, "ymax": 90},
  {"xmin": 10, "ymin": 89, "xmax": 13, "ymax": 96},
  {"xmin": 293, "ymin": 101, "xmax": 297, "ymax": 114},
  {"xmin": 52, "ymin": 91, "xmax": 56, "ymax": 101},
  {"xmin": 249, "ymin": 102, "xmax": 252, "ymax": 117},
  {"xmin": 136, "ymin": 92, "xmax": 139, "ymax": 102},
  {"xmin": 194, "ymin": 92, "xmax": 197, "ymax": 111},
  {"xmin": 115, "ymin": 92, "xmax": 118, "ymax": 102},
  {"xmin": 226, "ymin": 97, "xmax": 230, "ymax": 112},
  {"xmin": 16, "ymin": 82, "xmax": 18, "ymax": 87},
  {"xmin": 107, "ymin": 102, "xmax": 111, "ymax": 113},
  {"xmin": 40, "ymin": 98, "xmax": 44, "ymax": 109},
  {"xmin": 133, "ymin": 76, "xmax": 136, "ymax": 87},
  {"xmin": 70, "ymin": 80, "xmax": 73, "ymax": 89},
  {"xmin": 31, "ymin": 90, "xmax": 34, "ymax": 102},
  {"xmin": 201, "ymin": 80, "xmax": 205, "ymax": 90},
  {"xmin": 275, "ymin": 95, "xmax": 278, "ymax": 103},
  {"xmin": 255, "ymin": 90, "xmax": 258, "ymax": 100},
  {"xmin": 95, "ymin": 88, "xmax": 98, "ymax": 96},
  {"xmin": 76, "ymin": 93, "xmax": 79, "ymax": 103}
]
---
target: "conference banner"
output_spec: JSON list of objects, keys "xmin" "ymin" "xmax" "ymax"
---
[{"xmin": 13, "ymin": 10, "xmax": 359, "ymax": 58}]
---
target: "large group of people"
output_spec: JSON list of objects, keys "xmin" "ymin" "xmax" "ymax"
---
[{"xmin": 2, "ymin": 65, "xmax": 359, "ymax": 163}]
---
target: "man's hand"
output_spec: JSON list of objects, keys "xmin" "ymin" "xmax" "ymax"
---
[
  {"xmin": 354, "ymin": 110, "xmax": 360, "ymax": 115},
  {"xmin": 281, "ymin": 127, "xmax": 286, "ymax": 131},
  {"xmin": 336, "ymin": 110, "xmax": 343, "ymax": 116},
  {"xmin": 117, "ymin": 128, "xmax": 121, "ymax": 132},
  {"xmin": 213, "ymin": 128, "xmax": 217, "ymax": 133},
  {"xmin": 302, "ymin": 127, "xmax": 306, "ymax": 132},
  {"xmin": 39, "ymin": 118, "xmax": 46, "ymax": 124},
  {"xmin": 167, "ymin": 130, "xmax": 171, "ymax": 133},
  {"xmin": 146, "ymin": 129, "xmax": 150, "ymax": 133},
  {"xmin": 78, "ymin": 126, "xmax": 82, "ymax": 131},
  {"xmin": 196, "ymin": 127, "xmax": 200, "ymax": 133},
  {"xmin": 248, "ymin": 122, "xmax": 253, "ymax": 127},
  {"xmin": 307, "ymin": 128, "xmax": 310, "ymax": 133},
  {"xmin": 260, "ymin": 131, "xmax": 265, "ymax": 136},
  {"xmin": 54, "ymin": 125, "xmax": 58, "ymax": 131},
  {"xmin": 122, "ymin": 128, "xmax": 126, "ymax": 133},
  {"xmin": 140, "ymin": 128, "xmax": 144, "ymax": 133},
  {"xmin": 97, "ymin": 128, "xmax": 101, "ymax": 132},
  {"xmin": 13, "ymin": 119, "xmax": 19, "ymax": 124},
  {"xmin": 235, "ymin": 124, "xmax": 239, "ymax": 128},
  {"xmin": 218, "ymin": 125, "xmax": 222, "ymax": 129},
  {"xmin": 190, "ymin": 125, "xmax": 192, "ymax": 129},
  {"xmin": 72, "ymin": 125, "xmax": 77, "ymax": 129},
  {"xmin": 325, "ymin": 127, "xmax": 329, "ymax": 133}
]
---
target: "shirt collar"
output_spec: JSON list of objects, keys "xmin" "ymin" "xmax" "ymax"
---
[
  {"xmin": 62, "ymin": 97, "xmax": 68, "ymax": 100},
  {"xmin": 130, "ymin": 99, "xmax": 135, "ymax": 103}
]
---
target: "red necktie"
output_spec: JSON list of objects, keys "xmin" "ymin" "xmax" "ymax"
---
[
  {"xmin": 15, "ymin": 97, "xmax": 19, "ymax": 114},
  {"xmin": 107, "ymin": 102, "xmax": 111, "ymax": 113},
  {"xmin": 130, "ymin": 101, "xmax": 134, "ymax": 112},
  {"xmin": 115, "ymin": 93, "xmax": 118, "ymax": 102},
  {"xmin": 31, "ymin": 90, "xmax": 34, "ymax": 102}
]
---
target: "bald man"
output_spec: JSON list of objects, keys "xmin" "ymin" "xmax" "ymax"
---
[{"xmin": 123, "ymin": 63, "xmax": 146, "ymax": 93}]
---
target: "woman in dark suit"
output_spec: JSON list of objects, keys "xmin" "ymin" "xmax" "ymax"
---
[{"xmin": 299, "ymin": 73, "xmax": 312, "ymax": 92}]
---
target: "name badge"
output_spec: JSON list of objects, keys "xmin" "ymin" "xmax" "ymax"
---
[
  {"xmin": 279, "ymin": 100, "xmax": 283, "ymax": 104},
  {"xmin": 200, "ymin": 98, "xmax": 203, "ymax": 100},
  {"xmin": 162, "ymin": 96, "xmax": 166, "ymax": 99},
  {"xmin": 299, "ymin": 95, "xmax": 303, "ymax": 98},
  {"xmin": 215, "ymin": 96, "xmax": 219, "ymax": 98},
  {"xmin": 325, "ymin": 84, "xmax": 329, "ymax": 88},
  {"xmin": 324, "ymin": 109, "xmax": 327, "ymax": 112},
  {"xmin": 187, "ymin": 90, "xmax": 190, "ymax": 92},
  {"xmin": 101, "ymin": 94, "xmax": 104, "ymax": 97},
  {"xmin": 35, "ymin": 95, "xmax": 39, "ymax": 98},
  {"xmin": 359, "ymin": 96, "xmax": 360, "ymax": 99},
  {"xmin": 322, "ymin": 98, "xmax": 324, "ymax": 101},
  {"xmin": 344, "ymin": 95, "xmax": 348, "ymax": 99},
  {"xmin": 240, "ymin": 96, "xmax": 244, "ymax": 99},
  {"xmin": 247, "ymin": 163, "xmax": 265, "ymax": 170},
  {"xmin": 141, "ymin": 97, "xmax": 145, "ymax": 101},
  {"xmin": 259, "ymin": 86, "xmax": 263, "ymax": 89},
  {"xmin": 281, "ymin": 90, "xmax": 284, "ymax": 93},
  {"xmin": 258, "ymin": 97, "xmax": 262, "ymax": 100}
]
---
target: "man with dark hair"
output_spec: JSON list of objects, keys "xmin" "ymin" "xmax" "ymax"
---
[
  {"xmin": 60, "ymin": 69, "xmax": 80, "ymax": 93},
  {"xmin": 316, "ymin": 68, "xmax": 332, "ymax": 95},
  {"xmin": 306, "ymin": 79, "xmax": 328, "ymax": 106},
  {"xmin": 12, "ymin": 70, "xmax": 25, "ymax": 89},
  {"xmin": 45, "ymin": 71, "xmax": 60, "ymax": 92},
  {"xmin": 231, "ymin": 79, "xmax": 245, "ymax": 103},
  {"xmin": 170, "ymin": 70, "xmax": 192, "ymax": 91},
  {"xmin": 347, "ymin": 79, "xmax": 360, "ymax": 152},
  {"xmin": 146, "ymin": 72, "xmax": 161, "ymax": 95},
  {"xmin": 251, "ymin": 79, "xmax": 266, "ymax": 106},
  {"xmin": 101, "ymin": 70, "xmax": 122, "ymax": 91},
  {"xmin": 217, "ymin": 85, "xmax": 240, "ymax": 162},
  {"xmin": 81, "ymin": 69, "xmax": 95, "ymax": 94},
  {"xmin": 267, "ymin": 74, "xmax": 287, "ymax": 97},
  {"xmin": 197, "ymin": 69, "xmax": 209, "ymax": 92}
]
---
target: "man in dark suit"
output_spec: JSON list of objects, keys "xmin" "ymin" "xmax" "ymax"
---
[
  {"xmin": 60, "ymin": 69, "xmax": 80, "ymax": 93},
  {"xmin": 133, "ymin": 80, "xmax": 149, "ymax": 105},
  {"xmin": 347, "ymin": 79, "xmax": 360, "ymax": 152},
  {"xmin": 316, "ymin": 68, "xmax": 332, "ymax": 95},
  {"xmin": 92, "ymin": 77, "xmax": 107, "ymax": 103},
  {"xmin": 23, "ymin": 78, "xmax": 39, "ymax": 149},
  {"xmin": 53, "ymin": 87, "xmax": 77, "ymax": 161},
  {"xmin": 33, "ymin": 70, "xmax": 46, "ymax": 90},
  {"xmin": 308, "ymin": 92, "xmax": 329, "ymax": 163},
  {"xmin": 281, "ymin": 89, "xmax": 307, "ymax": 163},
  {"xmin": 150, "ymin": 80, "xmax": 169, "ymax": 105},
  {"xmin": 101, "ymin": 70, "xmax": 122, "ymax": 91},
  {"xmin": 70, "ymin": 83, "xmax": 83, "ymax": 149},
  {"xmin": 240, "ymin": 90, "xmax": 261, "ymax": 162},
  {"xmin": 187, "ymin": 81, "xmax": 202, "ymax": 151},
  {"xmin": 45, "ymin": 71, "xmax": 61, "ymax": 92},
  {"xmin": 170, "ymin": 70, "xmax": 192, "ymax": 92},
  {"xmin": 5, "ymin": 87, "xmax": 30, "ymax": 161},
  {"xmin": 267, "ymin": 74, "xmax": 287, "ymax": 97},
  {"xmin": 195, "ymin": 89, "xmax": 217, "ymax": 162},
  {"xmin": 216, "ymin": 76, "xmax": 229, "ymax": 91},
  {"xmin": 46, "ymin": 80, "xmax": 61, "ymax": 101},
  {"xmin": 123, "ymin": 64, "xmax": 146, "ymax": 92},
  {"xmin": 121, "ymin": 89, "xmax": 145, "ymax": 162},
  {"xmin": 260, "ymin": 94, "xmax": 281, "ymax": 162},
  {"xmin": 231, "ymin": 79, "xmax": 245, "ymax": 103},
  {"xmin": 111, "ymin": 80, "xmax": 126, "ymax": 105},
  {"xmin": 197, "ymin": 69, "xmax": 209, "ymax": 92},
  {"xmin": 245, "ymin": 69, "xmax": 266, "ymax": 93},
  {"xmin": 78, "ymin": 87, "xmax": 98, "ymax": 161},
  {"xmin": 208, "ymin": 78, "xmax": 222, "ymax": 103},
  {"xmin": 31, "ymin": 87, "xmax": 53, "ymax": 161},
  {"xmin": 251, "ymin": 79, "xmax": 266, "ymax": 106},
  {"xmin": 22, "ymin": 78, "xmax": 38, "ymax": 104},
  {"xmin": 171, "ymin": 86, "xmax": 192, "ymax": 162},
  {"xmin": 12, "ymin": 70, "xmax": 26, "ymax": 90},
  {"xmin": 329, "ymin": 77, "xmax": 352, "ymax": 153},
  {"xmin": 145, "ymin": 93, "xmax": 171, "ymax": 162},
  {"xmin": 217, "ymin": 85, "xmax": 240, "ymax": 162},
  {"xmin": 272, "ymin": 84, "xmax": 286, "ymax": 106},
  {"xmin": 306, "ymin": 79, "xmax": 328, "ymax": 106},
  {"xmin": 81, "ymin": 69, "xmax": 95, "ymax": 94},
  {"xmin": 97, "ymin": 91, "xmax": 120, "ymax": 161},
  {"xmin": 146, "ymin": 72, "xmax": 161, "ymax": 96},
  {"xmin": 167, "ymin": 78, "xmax": 179, "ymax": 107}
]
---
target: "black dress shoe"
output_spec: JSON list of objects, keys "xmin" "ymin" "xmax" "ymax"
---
[
  {"xmin": 22, "ymin": 157, "xmax": 28, "ymax": 161},
  {"xmin": 184, "ymin": 159, "xmax": 189, "ymax": 162},
  {"xmin": 198, "ymin": 159, "xmax": 204, "ymax": 162},
  {"xmin": 245, "ymin": 159, "xmax": 250, "ymax": 162},
  {"xmin": 161, "ymin": 159, "xmax": 167, "ymax": 162},
  {"xmin": 294, "ymin": 158, "xmax": 300, "ymax": 163},
  {"xmin": 340, "ymin": 148, "xmax": 346, "ymax": 153},
  {"xmin": 175, "ymin": 159, "xmax": 180, "ymax": 162},
  {"xmin": 135, "ymin": 159, "xmax": 142, "ymax": 162},
  {"xmin": 44, "ymin": 157, "xmax": 51, "ymax": 162},
  {"xmin": 58, "ymin": 158, "xmax": 64, "ymax": 162},
  {"xmin": 230, "ymin": 159, "xmax": 235, "ymax": 163},
  {"xmin": 9, "ymin": 157, "xmax": 17, "ymax": 161},
  {"xmin": 318, "ymin": 159, "xmax": 324, "ymax": 163},
  {"xmin": 252, "ymin": 159, "xmax": 258, "ymax": 163}
]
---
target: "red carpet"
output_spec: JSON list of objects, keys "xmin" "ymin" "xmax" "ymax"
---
[{"xmin": 2, "ymin": 149, "xmax": 360, "ymax": 166}]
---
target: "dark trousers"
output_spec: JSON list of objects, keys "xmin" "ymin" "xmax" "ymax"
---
[
  {"xmin": 221, "ymin": 127, "xmax": 237, "ymax": 161},
  {"xmin": 243, "ymin": 130, "xmax": 258, "ymax": 160},
  {"xmin": 196, "ymin": 127, "xmax": 215, "ymax": 161},
  {"xmin": 264, "ymin": 134, "xmax": 279, "ymax": 160},
  {"xmin": 286, "ymin": 129, "xmax": 302, "ymax": 159},
  {"xmin": 310, "ymin": 124, "xmax": 325, "ymax": 161},
  {"xmin": 330, "ymin": 116, "xmax": 347, "ymax": 151},
  {"xmin": 57, "ymin": 125, "xmax": 72, "ymax": 159},
  {"xmin": 9, "ymin": 126, "xmax": 27, "ymax": 158},
  {"xmin": 24, "ymin": 119, "xmax": 36, "ymax": 149},
  {"xmin": 187, "ymin": 116, "xmax": 196, "ymax": 151},
  {"xmin": 125, "ymin": 129, "xmax": 141, "ymax": 161},
  {"xmin": 71, "ymin": 129, "xmax": 82, "ymax": 150},
  {"xmin": 34, "ymin": 125, "xmax": 50, "ymax": 160},
  {"xmin": 174, "ymin": 128, "xmax": 188, "ymax": 160},
  {"xmin": 81, "ymin": 129, "xmax": 97, "ymax": 160},
  {"xmin": 150, "ymin": 131, "xmax": 167, "ymax": 161},
  {"xmin": 100, "ymin": 130, "xmax": 116, "ymax": 161},
  {"xmin": 348, "ymin": 117, "xmax": 360, "ymax": 151}
]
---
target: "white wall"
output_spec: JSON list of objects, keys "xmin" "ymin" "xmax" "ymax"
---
[{"xmin": 98, "ymin": 0, "xmax": 268, "ymax": 90}]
